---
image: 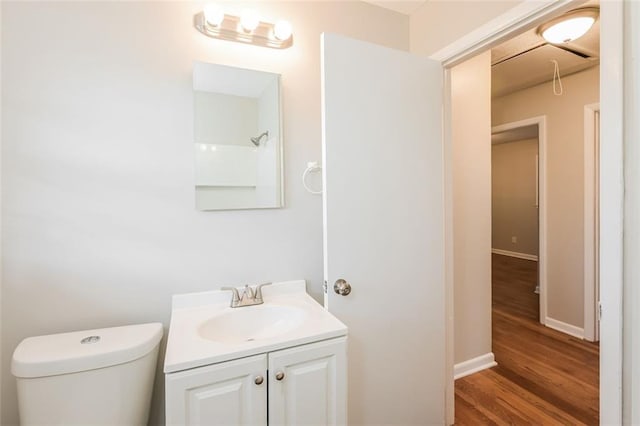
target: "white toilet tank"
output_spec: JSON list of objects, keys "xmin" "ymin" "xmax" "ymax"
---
[{"xmin": 12, "ymin": 322, "xmax": 163, "ymax": 426}]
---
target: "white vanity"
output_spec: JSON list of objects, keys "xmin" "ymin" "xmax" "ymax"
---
[{"xmin": 164, "ymin": 280, "xmax": 348, "ymax": 425}]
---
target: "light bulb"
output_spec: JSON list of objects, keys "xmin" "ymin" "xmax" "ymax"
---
[
  {"xmin": 273, "ymin": 20, "xmax": 292, "ymax": 41},
  {"xmin": 203, "ymin": 4, "xmax": 225, "ymax": 27},
  {"xmin": 240, "ymin": 9, "xmax": 260, "ymax": 32},
  {"xmin": 541, "ymin": 16, "xmax": 595, "ymax": 44}
]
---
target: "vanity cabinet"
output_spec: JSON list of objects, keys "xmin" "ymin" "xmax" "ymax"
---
[
  {"xmin": 165, "ymin": 355, "xmax": 267, "ymax": 425},
  {"xmin": 165, "ymin": 337, "xmax": 347, "ymax": 426},
  {"xmin": 268, "ymin": 337, "xmax": 347, "ymax": 425}
]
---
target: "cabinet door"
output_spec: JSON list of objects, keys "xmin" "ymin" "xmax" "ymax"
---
[
  {"xmin": 165, "ymin": 355, "xmax": 267, "ymax": 426},
  {"xmin": 268, "ymin": 337, "xmax": 347, "ymax": 426}
]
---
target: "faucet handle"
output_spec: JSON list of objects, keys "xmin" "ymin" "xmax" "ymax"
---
[
  {"xmin": 254, "ymin": 282, "xmax": 272, "ymax": 302},
  {"xmin": 242, "ymin": 284, "xmax": 255, "ymax": 300},
  {"xmin": 220, "ymin": 286, "xmax": 240, "ymax": 305}
]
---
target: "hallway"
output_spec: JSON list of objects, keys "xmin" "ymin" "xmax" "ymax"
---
[{"xmin": 455, "ymin": 254, "xmax": 599, "ymax": 425}]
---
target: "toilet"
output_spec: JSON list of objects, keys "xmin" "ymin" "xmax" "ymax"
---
[{"xmin": 12, "ymin": 322, "xmax": 163, "ymax": 426}]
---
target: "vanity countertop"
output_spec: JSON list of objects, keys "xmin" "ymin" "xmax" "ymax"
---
[{"xmin": 164, "ymin": 280, "xmax": 347, "ymax": 373}]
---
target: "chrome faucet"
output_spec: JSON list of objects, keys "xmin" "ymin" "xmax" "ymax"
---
[{"xmin": 220, "ymin": 283, "xmax": 272, "ymax": 308}]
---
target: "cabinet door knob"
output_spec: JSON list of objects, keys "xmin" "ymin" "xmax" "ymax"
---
[
  {"xmin": 275, "ymin": 371, "xmax": 285, "ymax": 381},
  {"xmin": 254, "ymin": 375, "xmax": 264, "ymax": 385}
]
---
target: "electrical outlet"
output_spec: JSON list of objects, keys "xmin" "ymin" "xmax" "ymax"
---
[{"xmin": 511, "ymin": 236, "xmax": 517, "ymax": 244}]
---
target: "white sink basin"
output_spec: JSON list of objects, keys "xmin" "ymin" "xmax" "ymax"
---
[
  {"xmin": 198, "ymin": 305, "xmax": 307, "ymax": 344},
  {"xmin": 164, "ymin": 280, "xmax": 348, "ymax": 373}
]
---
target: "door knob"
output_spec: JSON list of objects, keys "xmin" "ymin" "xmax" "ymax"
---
[
  {"xmin": 275, "ymin": 371, "xmax": 285, "ymax": 381},
  {"xmin": 334, "ymin": 279, "xmax": 352, "ymax": 296},
  {"xmin": 254, "ymin": 375, "xmax": 264, "ymax": 385}
]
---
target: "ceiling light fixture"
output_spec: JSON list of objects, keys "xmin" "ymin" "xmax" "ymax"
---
[
  {"xmin": 538, "ymin": 8, "xmax": 599, "ymax": 44},
  {"xmin": 194, "ymin": 5, "xmax": 293, "ymax": 49}
]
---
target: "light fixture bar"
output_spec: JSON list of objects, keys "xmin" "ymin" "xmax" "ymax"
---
[{"xmin": 194, "ymin": 12, "xmax": 293, "ymax": 49}]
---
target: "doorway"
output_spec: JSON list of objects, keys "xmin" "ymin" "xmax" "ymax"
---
[
  {"xmin": 491, "ymin": 119, "xmax": 545, "ymax": 324},
  {"xmin": 438, "ymin": 1, "xmax": 619, "ymax": 424},
  {"xmin": 490, "ymin": 21, "xmax": 600, "ymax": 338},
  {"xmin": 457, "ymin": 8, "xmax": 600, "ymax": 423}
]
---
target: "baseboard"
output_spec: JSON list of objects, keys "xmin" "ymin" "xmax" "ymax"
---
[
  {"xmin": 454, "ymin": 352, "xmax": 497, "ymax": 380},
  {"xmin": 545, "ymin": 317, "xmax": 584, "ymax": 339},
  {"xmin": 492, "ymin": 248, "xmax": 538, "ymax": 261}
]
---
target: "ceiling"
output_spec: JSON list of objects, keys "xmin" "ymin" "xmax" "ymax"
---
[
  {"xmin": 360, "ymin": 1, "xmax": 600, "ymax": 100},
  {"xmin": 361, "ymin": 1, "xmax": 426, "ymax": 15}
]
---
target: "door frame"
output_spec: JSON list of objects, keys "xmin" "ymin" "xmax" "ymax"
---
[
  {"xmin": 491, "ymin": 116, "xmax": 548, "ymax": 326},
  {"xmin": 584, "ymin": 102, "xmax": 601, "ymax": 342},
  {"xmin": 432, "ymin": 1, "xmax": 623, "ymax": 424}
]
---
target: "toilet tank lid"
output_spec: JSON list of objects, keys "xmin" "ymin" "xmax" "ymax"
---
[{"xmin": 11, "ymin": 322, "xmax": 163, "ymax": 378}]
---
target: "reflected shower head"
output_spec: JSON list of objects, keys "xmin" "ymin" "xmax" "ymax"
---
[{"xmin": 250, "ymin": 131, "xmax": 269, "ymax": 146}]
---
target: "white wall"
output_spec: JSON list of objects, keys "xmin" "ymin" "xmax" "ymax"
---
[
  {"xmin": 409, "ymin": 0, "xmax": 524, "ymax": 56},
  {"xmin": 492, "ymin": 67, "xmax": 599, "ymax": 329},
  {"xmin": 0, "ymin": 2, "xmax": 409, "ymax": 424},
  {"xmin": 451, "ymin": 51, "xmax": 492, "ymax": 364}
]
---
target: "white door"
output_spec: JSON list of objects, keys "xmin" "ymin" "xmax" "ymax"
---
[
  {"xmin": 268, "ymin": 337, "xmax": 347, "ymax": 426},
  {"xmin": 321, "ymin": 33, "xmax": 445, "ymax": 425},
  {"xmin": 165, "ymin": 355, "xmax": 267, "ymax": 426}
]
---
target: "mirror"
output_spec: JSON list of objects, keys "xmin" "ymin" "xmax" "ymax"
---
[{"xmin": 193, "ymin": 62, "xmax": 283, "ymax": 210}]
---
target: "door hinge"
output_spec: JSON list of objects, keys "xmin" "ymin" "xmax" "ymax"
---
[
  {"xmin": 323, "ymin": 280, "xmax": 328, "ymax": 294},
  {"xmin": 598, "ymin": 301, "xmax": 602, "ymax": 320}
]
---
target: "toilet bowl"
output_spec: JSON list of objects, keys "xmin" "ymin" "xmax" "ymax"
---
[{"xmin": 12, "ymin": 322, "xmax": 163, "ymax": 426}]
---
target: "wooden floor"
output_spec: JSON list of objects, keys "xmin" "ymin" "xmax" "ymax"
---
[{"xmin": 455, "ymin": 254, "xmax": 599, "ymax": 425}]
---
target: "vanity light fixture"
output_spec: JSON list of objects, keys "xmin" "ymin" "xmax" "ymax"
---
[
  {"xmin": 240, "ymin": 9, "xmax": 260, "ymax": 32},
  {"xmin": 203, "ymin": 4, "xmax": 224, "ymax": 27},
  {"xmin": 274, "ymin": 20, "xmax": 293, "ymax": 41},
  {"xmin": 194, "ymin": 5, "xmax": 293, "ymax": 49},
  {"xmin": 538, "ymin": 8, "xmax": 598, "ymax": 44}
]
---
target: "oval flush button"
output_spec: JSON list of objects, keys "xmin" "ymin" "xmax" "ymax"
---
[{"xmin": 80, "ymin": 336, "xmax": 101, "ymax": 344}]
